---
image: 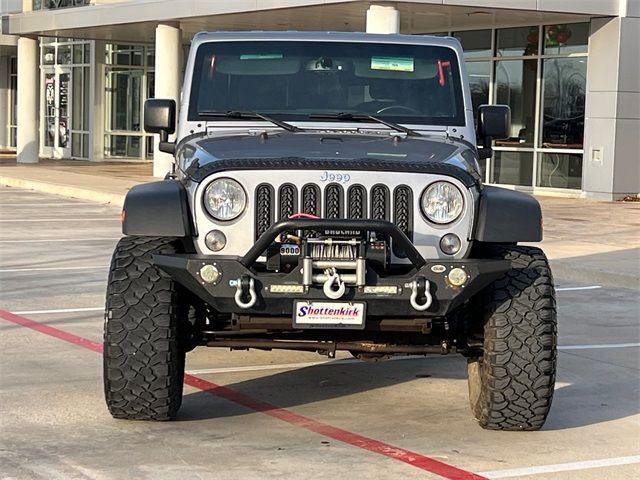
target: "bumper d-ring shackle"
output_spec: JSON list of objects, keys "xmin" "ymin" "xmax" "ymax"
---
[
  {"xmin": 409, "ymin": 278, "xmax": 432, "ymax": 311},
  {"xmin": 234, "ymin": 275, "xmax": 257, "ymax": 309}
]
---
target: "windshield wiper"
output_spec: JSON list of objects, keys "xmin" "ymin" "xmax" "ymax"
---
[
  {"xmin": 308, "ymin": 112, "xmax": 419, "ymax": 137},
  {"xmin": 198, "ymin": 110, "xmax": 302, "ymax": 133}
]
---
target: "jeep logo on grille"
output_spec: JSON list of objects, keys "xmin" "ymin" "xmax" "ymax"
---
[{"xmin": 319, "ymin": 171, "xmax": 351, "ymax": 184}]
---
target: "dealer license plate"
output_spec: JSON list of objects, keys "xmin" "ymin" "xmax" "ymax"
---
[{"xmin": 293, "ymin": 301, "xmax": 366, "ymax": 329}]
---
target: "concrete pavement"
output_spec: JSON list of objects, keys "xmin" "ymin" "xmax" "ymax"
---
[
  {"xmin": 0, "ymin": 186, "xmax": 639, "ymax": 480},
  {"xmin": 1, "ymin": 156, "xmax": 638, "ymax": 289}
]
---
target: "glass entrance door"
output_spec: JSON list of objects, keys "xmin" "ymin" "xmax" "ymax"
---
[{"xmin": 43, "ymin": 67, "xmax": 72, "ymax": 158}]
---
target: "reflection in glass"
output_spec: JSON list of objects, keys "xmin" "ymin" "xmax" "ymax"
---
[
  {"xmin": 491, "ymin": 151, "xmax": 533, "ymax": 186},
  {"xmin": 544, "ymin": 23, "xmax": 589, "ymax": 55},
  {"xmin": 466, "ymin": 61, "xmax": 490, "ymax": 120},
  {"xmin": 108, "ymin": 135, "xmax": 141, "ymax": 157},
  {"xmin": 72, "ymin": 132, "xmax": 82, "ymax": 157},
  {"xmin": 57, "ymin": 44, "xmax": 72, "ymax": 64},
  {"xmin": 108, "ymin": 69, "xmax": 143, "ymax": 131},
  {"xmin": 454, "ymin": 30, "xmax": 492, "ymax": 59},
  {"xmin": 58, "ymin": 73, "xmax": 70, "ymax": 148},
  {"xmin": 42, "ymin": 46, "xmax": 55, "ymax": 65},
  {"xmin": 497, "ymin": 27, "xmax": 538, "ymax": 57},
  {"xmin": 537, "ymin": 153, "xmax": 582, "ymax": 189},
  {"xmin": 495, "ymin": 59, "xmax": 537, "ymax": 146},
  {"xmin": 541, "ymin": 58, "xmax": 586, "ymax": 147},
  {"xmin": 72, "ymin": 67, "xmax": 83, "ymax": 130}
]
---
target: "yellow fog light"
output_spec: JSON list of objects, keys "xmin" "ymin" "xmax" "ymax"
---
[
  {"xmin": 448, "ymin": 267, "xmax": 468, "ymax": 286},
  {"xmin": 199, "ymin": 264, "xmax": 221, "ymax": 284}
]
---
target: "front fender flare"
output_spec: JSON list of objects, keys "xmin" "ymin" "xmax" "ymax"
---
[
  {"xmin": 474, "ymin": 186, "xmax": 542, "ymax": 242},
  {"xmin": 122, "ymin": 180, "xmax": 193, "ymax": 237}
]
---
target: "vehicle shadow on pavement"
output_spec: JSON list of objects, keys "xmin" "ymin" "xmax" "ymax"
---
[
  {"xmin": 177, "ymin": 351, "xmax": 640, "ymax": 430},
  {"xmin": 177, "ymin": 355, "xmax": 468, "ymax": 422},
  {"xmin": 541, "ymin": 351, "xmax": 640, "ymax": 431}
]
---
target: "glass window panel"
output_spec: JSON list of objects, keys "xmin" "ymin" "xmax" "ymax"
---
[
  {"xmin": 42, "ymin": 45, "xmax": 56, "ymax": 65},
  {"xmin": 57, "ymin": 44, "xmax": 72, "ymax": 64},
  {"xmin": 497, "ymin": 26, "xmax": 539, "ymax": 57},
  {"xmin": 454, "ymin": 30, "xmax": 492, "ymax": 58},
  {"xmin": 146, "ymin": 136, "xmax": 154, "ymax": 159},
  {"xmin": 494, "ymin": 59, "xmax": 537, "ymax": 147},
  {"xmin": 73, "ymin": 45, "xmax": 83, "ymax": 64},
  {"xmin": 82, "ymin": 133, "xmax": 90, "ymax": 158},
  {"xmin": 84, "ymin": 43, "xmax": 91, "ymax": 63},
  {"xmin": 72, "ymin": 67, "xmax": 82, "ymax": 130},
  {"xmin": 132, "ymin": 51, "xmax": 143, "ymax": 66},
  {"xmin": 147, "ymin": 72, "xmax": 155, "ymax": 99},
  {"xmin": 544, "ymin": 23, "xmax": 589, "ymax": 55},
  {"xmin": 116, "ymin": 52, "xmax": 130, "ymax": 65},
  {"xmin": 45, "ymin": 118, "xmax": 55, "ymax": 147},
  {"xmin": 9, "ymin": 73, "xmax": 17, "ymax": 125},
  {"xmin": 491, "ymin": 151, "xmax": 533, "ymax": 186},
  {"xmin": 537, "ymin": 153, "xmax": 582, "ymax": 189},
  {"xmin": 466, "ymin": 61, "xmax": 491, "ymax": 120},
  {"xmin": 71, "ymin": 132, "xmax": 82, "ymax": 157},
  {"xmin": 541, "ymin": 58, "xmax": 586, "ymax": 147},
  {"xmin": 478, "ymin": 157, "xmax": 488, "ymax": 183},
  {"xmin": 107, "ymin": 135, "xmax": 141, "ymax": 158},
  {"xmin": 83, "ymin": 66, "xmax": 90, "ymax": 130},
  {"xmin": 107, "ymin": 69, "xmax": 143, "ymax": 132},
  {"xmin": 146, "ymin": 47, "xmax": 155, "ymax": 67}
]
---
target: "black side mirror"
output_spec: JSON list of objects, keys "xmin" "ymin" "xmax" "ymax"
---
[
  {"xmin": 144, "ymin": 99, "xmax": 176, "ymax": 154},
  {"xmin": 477, "ymin": 104, "xmax": 511, "ymax": 159}
]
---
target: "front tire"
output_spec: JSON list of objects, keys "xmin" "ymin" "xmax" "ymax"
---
[
  {"xmin": 467, "ymin": 245, "xmax": 557, "ymax": 431},
  {"xmin": 103, "ymin": 236, "xmax": 186, "ymax": 421}
]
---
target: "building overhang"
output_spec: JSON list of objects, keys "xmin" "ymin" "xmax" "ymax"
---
[{"xmin": 2, "ymin": 0, "xmax": 616, "ymax": 42}]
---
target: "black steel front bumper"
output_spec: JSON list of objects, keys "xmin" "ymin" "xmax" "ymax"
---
[{"xmin": 154, "ymin": 219, "xmax": 510, "ymax": 319}]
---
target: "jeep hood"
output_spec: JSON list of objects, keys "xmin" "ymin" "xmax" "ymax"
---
[{"xmin": 180, "ymin": 131, "xmax": 481, "ymax": 182}]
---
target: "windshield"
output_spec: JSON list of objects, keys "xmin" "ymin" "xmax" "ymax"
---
[{"xmin": 188, "ymin": 40, "xmax": 466, "ymax": 126}]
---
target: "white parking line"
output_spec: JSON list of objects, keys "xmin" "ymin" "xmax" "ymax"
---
[
  {"xmin": 0, "ymin": 238, "xmax": 120, "ymax": 243},
  {"xmin": 0, "ymin": 203, "xmax": 104, "ymax": 207},
  {"xmin": 556, "ymin": 285, "xmax": 602, "ymax": 291},
  {"xmin": 0, "ymin": 266, "xmax": 106, "ymax": 273},
  {"xmin": 480, "ymin": 455, "xmax": 640, "ymax": 478},
  {"xmin": 0, "ymin": 218, "xmax": 118, "ymax": 222},
  {"xmin": 559, "ymin": 342, "xmax": 640, "ymax": 350},
  {"xmin": 11, "ymin": 307, "xmax": 104, "ymax": 315}
]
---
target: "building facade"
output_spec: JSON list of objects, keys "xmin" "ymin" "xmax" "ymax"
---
[{"xmin": 1, "ymin": 0, "xmax": 638, "ymax": 199}]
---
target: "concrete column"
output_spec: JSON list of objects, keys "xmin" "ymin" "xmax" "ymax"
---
[
  {"xmin": 153, "ymin": 23, "xmax": 182, "ymax": 178},
  {"xmin": 91, "ymin": 40, "xmax": 106, "ymax": 162},
  {"xmin": 16, "ymin": 36, "xmax": 38, "ymax": 164},
  {"xmin": 366, "ymin": 4, "xmax": 400, "ymax": 34},
  {"xmin": 582, "ymin": 15, "xmax": 640, "ymax": 199}
]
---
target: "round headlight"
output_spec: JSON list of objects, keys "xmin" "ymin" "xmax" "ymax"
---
[
  {"xmin": 203, "ymin": 178, "xmax": 247, "ymax": 221},
  {"xmin": 421, "ymin": 182, "xmax": 464, "ymax": 224}
]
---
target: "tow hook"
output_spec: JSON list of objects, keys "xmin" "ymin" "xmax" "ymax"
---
[
  {"xmin": 323, "ymin": 268, "xmax": 346, "ymax": 300},
  {"xmin": 234, "ymin": 275, "xmax": 257, "ymax": 309},
  {"xmin": 409, "ymin": 277, "xmax": 433, "ymax": 311}
]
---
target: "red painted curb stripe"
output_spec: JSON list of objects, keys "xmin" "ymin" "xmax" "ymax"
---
[
  {"xmin": 0, "ymin": 309, "xmax": 487, "ymax": 480},
  {"xmin": 0, "ymin": 309, "xmax": 103, "ymax": 353}
]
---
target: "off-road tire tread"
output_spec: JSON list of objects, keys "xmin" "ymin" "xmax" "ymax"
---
[
  {"xmin": 469, "ymin": 245, "xmax": 557, "ymax": 431},
  {"xmin": 103, "ymin": 236, "xmax": 185, "ymax": 421}
]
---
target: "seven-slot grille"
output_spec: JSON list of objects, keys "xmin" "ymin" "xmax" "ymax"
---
[{"xmin": 255, "ymin": 182, "xmax": 413, "ymax": 256}]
